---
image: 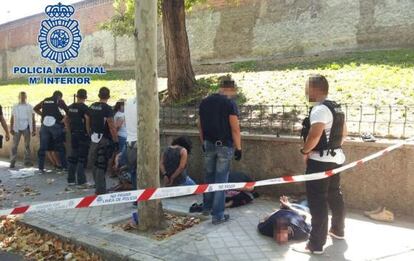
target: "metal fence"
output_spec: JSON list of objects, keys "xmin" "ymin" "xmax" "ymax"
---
[
  {"xmin": 160, "ymin": 104, "xmax": 414, "ymax": 139},
  {"xmin": 2, "ymin": 104, "xmax": 414, "ymax": 138}
]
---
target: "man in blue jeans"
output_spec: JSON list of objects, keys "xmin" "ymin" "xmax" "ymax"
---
[
  {"xmin": 198, "ymin": 78, "xmax": 242, "ymax": 225},
  {"xmin": 34, "ymin": 91, "xmax": 68, "ymax": 173}
]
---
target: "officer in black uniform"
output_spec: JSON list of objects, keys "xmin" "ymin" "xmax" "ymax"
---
[
  {"xmin": 65, "ymin": 89, "xmax": 90, "ymax": 187},
  {"xmin": 34, "ymin": 91, "xmax": 68, "ymax": 173},
  {"xmin": 293, "ymin": 74, "xmax": 347, "ymax": 255},
  {"xmin": 88, "ymin": 87, "xmax": 118, "ymax": 195}
]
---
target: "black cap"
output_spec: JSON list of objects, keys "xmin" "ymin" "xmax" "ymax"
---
[{"xmin": 76, "ymin": 89, "xmax": 87, "ymax": 99}]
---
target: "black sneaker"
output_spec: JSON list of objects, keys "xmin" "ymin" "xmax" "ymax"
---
[
  {"xmin": 9, "ymin": 162, "xmax": 15, "ymax": 169},
  {"xmin": 212, "ymin": 214, "xmax": 230, "ymax": 225},
  {"xmin": 190, "ymin": 203, "xmax": 203, "ymax": 213}
]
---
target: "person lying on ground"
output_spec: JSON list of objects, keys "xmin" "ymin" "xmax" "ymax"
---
[
  {"xmin": 190, "ymin": 171, "xmax": 259, "ymax": 212},
  {"xmin": 160, "ymin": 136, "xmax": 196, "ymax": 186},
  {"xmin": 257, "ymin": 196, "xmax": 311, "ymax": 241},
  {"xmin": 225, "ymin": 171, "xmax": 259, "ymax": 208}
]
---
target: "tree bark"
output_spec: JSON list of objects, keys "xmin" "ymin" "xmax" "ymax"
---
[
  {"xmin": 134, "ymin": 0, "xmax": 164, "ymax": 231},
  {"xmin": 162, "ymin": 0, "xmax": 196, "ymax": 101}
]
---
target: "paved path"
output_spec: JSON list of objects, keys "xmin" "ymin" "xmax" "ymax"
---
[
  {"xmin": 0, "ymin": 251, "xmax": 25, "ymax": 261},
  {"xmin": 1, "ymin": 160, "xmax": 414, "ymax": 260}
]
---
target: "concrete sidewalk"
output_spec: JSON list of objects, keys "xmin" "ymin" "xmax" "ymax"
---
[{"xmin": 1, "ymin": 160, "xmax": 414, "ymax": 260}]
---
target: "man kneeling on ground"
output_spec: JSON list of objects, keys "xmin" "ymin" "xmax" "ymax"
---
[{"xmin": 258, "ymin": 196, "xmax": 311, "ymax": 242}]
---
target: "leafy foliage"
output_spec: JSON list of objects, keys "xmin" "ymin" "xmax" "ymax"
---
[
  {"xmin": 101, "ymin": 0, "xmax": 206, "ymax": 37},
  {"xmin": 0, "ymin": 216, "xmax": 102, "ymax": 260},
  {"xmin": 101, "ymin": 0, "xmax": 135, "ymax": 36},
  {"xmin": 159, "ymin": 74, "xmax": 247, "ymax": 106}
]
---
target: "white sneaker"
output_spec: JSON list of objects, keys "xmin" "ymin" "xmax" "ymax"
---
[
  {"xmin": 328, "ymin": 229, "xmax": 345, "ymax": 240},
  {"xmin": 35, "ymin": 169, "xmax": 45, "ymax": 175},
  {"xmin": 292, "ymin": 243, "xmax": 324, "ymax": 255},
  {"xmin": 368, "ymin": 208, "xmax": 394, "ymax": 222}
]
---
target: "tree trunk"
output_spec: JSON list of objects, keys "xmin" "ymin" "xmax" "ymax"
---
[
  {"xmin": 134, "ymin": 0, "xmax": 164, "ymax": 231},
  {"xmin": 162, "ymin": 0, "xmax": 196, "ymax": 101}
]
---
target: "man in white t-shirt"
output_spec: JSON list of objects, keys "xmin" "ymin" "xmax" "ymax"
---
[
  {"xmin": 9, "ymin": 92, "xmax": 36, "ymax": 168},
  {"xmin": 125, "ymin": 97, "xmax": 138, "ymax": 190},
  {"xmin": 293, "ymin": 74, "xmax": 347, "ymax": 255}
]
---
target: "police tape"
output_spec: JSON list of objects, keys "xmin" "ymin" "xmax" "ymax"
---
[{"xmin": 1, "ymin": 138, "xmax": 413, "ymax": 216}]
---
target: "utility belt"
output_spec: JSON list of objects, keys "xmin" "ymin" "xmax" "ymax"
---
[
  {"xmin": 206, "ymin": 139, "xmax": 233, "ymax": 147},
  {"xmin": 71, "ymin": 129, "xmax": 87, "ymax": 134},
  {"xmin": 71, "ymin": 130, "xmax": 89, "ymax": 138},
  {"xmin": 312, "ymin": 146, "xmax": 342, "ymax": 157}
]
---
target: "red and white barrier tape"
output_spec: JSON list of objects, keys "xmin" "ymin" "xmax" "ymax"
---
[{"xmin": 1, "ymin": 138, "xmax": 412, "ymax": 216}]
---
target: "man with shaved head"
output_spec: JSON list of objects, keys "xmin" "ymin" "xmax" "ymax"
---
[{"xmin": 293, "ymin": 74, "xmax": 347, "ymax": 255}]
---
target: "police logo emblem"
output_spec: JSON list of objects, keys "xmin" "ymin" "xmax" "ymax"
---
[{"xmin": 38, "ymin": 2, "xmax": 82, "ymax": 64}]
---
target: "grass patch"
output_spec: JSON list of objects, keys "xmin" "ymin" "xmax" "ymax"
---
[
  {"xmin": 0, "ymin": 49, "xmax": 413, "ymax": 108},
  {"xmin": 231, "ymin": 60, "xmax": 258, "ymax": 72}
]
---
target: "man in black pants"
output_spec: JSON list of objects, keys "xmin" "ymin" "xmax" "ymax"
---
[
  {"xmin": 293, "ymin": 74, "xmax": 347, "ymax": 255},
  {"xmin": 88, "ymin": 87, "xmax": 118, "ymax": 195},
  {"xmin": 65, "ymin": 89, "xmax": 90, "ymax": 188}
]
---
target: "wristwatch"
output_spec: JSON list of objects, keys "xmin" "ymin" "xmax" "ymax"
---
[{"xmin": 300, "ymin": 148, "xmax": 309, "ymax": 155}]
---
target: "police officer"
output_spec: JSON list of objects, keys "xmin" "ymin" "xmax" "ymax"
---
[
  {"xmin": 88, "ymin": 87, "xmax": 118, "ymax": 195},
  {"xmin": 65, "ymin": 89, "xmax": 90, "ymax": 187},
  {"xmin": 34, "ymin": 91, "xmax": 68, "ymax": 173},
  {"xmin": 198, "ymin": 78, "xmax": 242, "ymax": 225},
  {"xmin": 293, "ymin": 74, "xmax": 347, "ymax": 255}
]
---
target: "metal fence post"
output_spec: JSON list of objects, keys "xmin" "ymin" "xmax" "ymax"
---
[
  {"xmin": 373, "ymin": 105, "xmax": 378, "ymax": 135},
  {"xmin": 403, "ymin": 106, "xmax": 407, "ymax": 138},
  {"xmin": 388, "ymin": 105, "xmax": 392, "ymax": 136},
  {"xmin": 358, "ymin": 105, "xmax": 363, "ymax": 134}
]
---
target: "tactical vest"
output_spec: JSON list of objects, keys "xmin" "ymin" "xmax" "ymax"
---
[
  {"xmin": 42, "ymin": 97, "xmax": 62, "ymax": 122},
  {"xmin": 301, "ymin": 100, "xmax": 345, "ymax": 156},
  {"xmin": 68, "ymin": 103, "xmax": 86, "ymax": 133}
]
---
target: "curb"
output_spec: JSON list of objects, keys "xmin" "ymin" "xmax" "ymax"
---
[{"xmin": 18, "ymin": 218, "xmax": 164, "ymax": 261}]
